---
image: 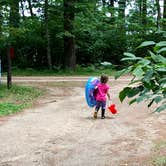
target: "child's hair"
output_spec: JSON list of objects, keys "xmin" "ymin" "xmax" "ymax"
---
[{"xmin": 100, "ymin": 74, "xmax": 109, "ymax": 83}]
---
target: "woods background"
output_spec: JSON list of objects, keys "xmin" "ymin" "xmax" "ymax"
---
[{"xmin": 0, "ymin": 0, "xmax": 165, "ymax": 70}]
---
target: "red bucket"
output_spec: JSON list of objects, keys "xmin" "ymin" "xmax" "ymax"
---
[{"xmin": 108, "ymin": 104, "xmax": 118, "ymax": 114}]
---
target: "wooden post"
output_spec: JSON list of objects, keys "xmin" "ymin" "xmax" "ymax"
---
[{"xmin": 7, "ymin": 47, "xmax": 12, "ymax": 89}]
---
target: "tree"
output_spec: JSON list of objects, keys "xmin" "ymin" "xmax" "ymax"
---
[
  {"xmin": 27, "ymin": 0, "xmax": 34, "ymax": 17},
  {"xmin": 0, "ymin": 0, "xmax": 165, "ymax": 70},
  {"xmin": 164, "ymin": 0, "xmax": 166, "ymax": 18},
  {"xmin": 102, "ymin": 0, "xmax": 106, "ymax": 7},
  {"xmin": 63, "ymin": 0, "xmax": 76, "ymax": 70},
  {"xmin": 156, "ymin": 0, "xmax": 161, "ymax": 29},
  {"xmin": 162, "ymin": 0, "xmax": 166, "ymax": 30},
  {"xmin": 118, "ymin": 0, "xmax": 126, "ymax": 33},
  {"xmin": 142, "ymin": 0, "xmax": 147, "ymax": 25},
  {"xmin": 116, "ymin": 41, "xmax": 166, "ymax": 112},
  {"xmin": 118, "ymin": 0, "xmax": 126, "ymax": 19},
  {"xmin": 44, "ymin": 0, "xmax": 52, "ymax": 69},
  {"xmin": 20, "ymin": 0, "xmax": 25, "ymax": 19},
  {"xmin": 0, "ymin": 2, "xmax": 2, "ymax": 35},
  {"xmin": 9, "ymin": 0, "xmax": 20, "ymax": 28}
]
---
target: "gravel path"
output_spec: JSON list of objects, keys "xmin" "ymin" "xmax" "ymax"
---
[{"xmin": 0, "ymin": 77, "xmax": 165, "ymax": 166}]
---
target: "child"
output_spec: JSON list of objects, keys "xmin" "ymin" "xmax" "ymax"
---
[{"xmin": 94, "ymin": 74, "xmax": 110, "ymax": 119}]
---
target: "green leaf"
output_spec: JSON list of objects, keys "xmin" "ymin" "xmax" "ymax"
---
[
  {"xmin": 138, "ymin": 59, "xmax": 151, "ymax": 66},
  {"xmin": 119, "ymin": 87, "xmax": 131, "ymax": 102},
  {"xmin": 160, "ymin": 77, "xmax": 166, "ymax": 84},
  {"xmin": 137, "ymin": 41, "xmax": 156, "ymax": 49},
  {"xmin": 119, "ymin": 86, "xmax": 141, "ymax": 103},
  {"xmin": 129, "ymin": 98, "xmax": 136, "ymax": 105},
  {"xmin": 136, "ymin": 94, "xmax": 149, "ymax": 103},
  {"xmin": 124, "ymin": 52, "xmax": 136, "ymax": 58},
  {"xmin": 143, "ymin": 81, "xmax": 154, "ymax": 90},
  {"xmin": 154, "ymin": 96, "xmax": 163, "ymax": 103},
  {"xmin": 121, "ymin": 52, "xmax": 142, "ymax": 61},
  {"xmin": 157, "ymin": 47, "xmax": 166, "ymax": 54},
  {"xmin": 143, "ymin": 70, "xmax": 154, "ymax": 83},
  {"xmin": 129, "ymin": 79, "xmax": 141, "ymax": 85},
  {"xmin": 155, "ymin": 66, "xmax": 166, "ymax": 72},
  {"xmin": 154, "ymin": 104, "xmax": 166, "ymax": 112},
  {"xmin": 149, "ymin": 51, "xmax": 159, "ymax": 62},
  {"xmin": 149, "ymin": 51, "xmax": 166, "ymax": 63},
  {"xmin": 101, "ymin": 61, "xmax": 112, "ymax": 66},
  {"xmin": 114, "ymin": 67, "xmax": 132, "ymax": 79},
  {"xmin": 132, "ymin": 66, "xmax": 144, "ymax": 78},
  {"xmin": 157, "ymin": 55, "xmax": 166, "ymax": 64},
  {"xmin": 127, "ymin": 87, "xmax": 140, "ymax": 98},
  {"xmin": 156, "ymin": 41, "xmax": 166, "ymax": 47}
]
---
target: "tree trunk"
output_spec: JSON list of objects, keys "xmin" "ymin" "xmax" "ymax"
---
[
  {"xmin": 102, "ymin": 0, "xmax": 106, "ymax": 7},
  {"xmin": 0, "ymin": 3, "xmax": 2, "ymax": 35},
  {"xmin": 20, "ymin": 0, "xmax": 25, "ymax": 19},
  {"xmin": 139, "ymin": 0, "xmax": 142, "ymax": 18},
  {"xmin": 63, "ymin": 0, "xmax": 76, "ymax": 70},
  {"xmin": 164, "ymin": 0, "xmax": 166, "ymax": 18},
  {"xmin": 8, "ymin": 0, "xmax": 20, "ymax": 88},
  {"xmin": 142, "ymin": 0, "xmax": 147, "ymax": 25},
  {"xmin": 9, "ymin": 0, "xmax": 20, "ymax": 27},
  {"xmin": 7, "ymin": 47, "xmax": 12, "ymax": 89},
  {"xmin": 44, "ymin": 0, "xmax": 52, "ymax": 69},
  {"xmin": 118, "ymin": 0, "xmax": 126, "ymax": 32},
  {"xmin": 109, "ymin": 0, "xmax": 114, "ymax": 19},
  {"xmin": 109, "ymin": 0, "xmax": 114, "ymax": 7},
  {"xmin": 118, "ymin": 0, "xmax": 126, "ymax": 19},
  {"xmin": 156, "ymin": 0, "xmax": 161, "ymax": 29},
  {"xmin": 27, "ymin": 0, "xmax": 34, "ymax": 17}
]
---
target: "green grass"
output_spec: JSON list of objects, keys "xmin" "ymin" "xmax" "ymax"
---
[
  {"xmin": 0, "ymin": 84, "xmax": 43, "ymax": 116},
  {"xmin": 153, "ymin": 156, "xmax": 166, "ymax": 166},
  {"xmin": 0, "ymin": 103, "xmax": 27, "ymax": 116},
  {"xmin": 2, "ymin": 66, "xmax": 115, "ymax": 76},
  {"xmin": 151, "ymin": 141, "xmax": 166, "ymax": 166}
]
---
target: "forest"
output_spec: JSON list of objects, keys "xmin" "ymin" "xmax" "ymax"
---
[
  {"xmin": 0, "ymin": 0, "xmax": 165, "ymax": 70},
  {"xmin": 0, "ymin": 2, "xmax": 166, "ymax": 164}
]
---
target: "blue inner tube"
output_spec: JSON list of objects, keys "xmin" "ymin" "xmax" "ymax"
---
[{"xmin": 85, "ymin": 77, "xmax": 100, "ymax": 107}]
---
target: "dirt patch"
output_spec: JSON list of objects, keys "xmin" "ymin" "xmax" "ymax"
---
[{"xmin": 0, "ymin": 77, "xmax": 165, "ymax": 166}]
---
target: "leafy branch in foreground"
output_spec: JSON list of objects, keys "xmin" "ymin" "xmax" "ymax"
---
[{"xmin": 115, "ymin": 41, "xmax": 166, "ymax": 112}]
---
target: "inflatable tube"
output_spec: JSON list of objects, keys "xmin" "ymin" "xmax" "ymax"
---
[{"xmin": 85, "ymin": 77, "xmax": 100, "ymax": 107}]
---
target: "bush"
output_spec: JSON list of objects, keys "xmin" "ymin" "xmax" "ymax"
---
[{"xmin": 115, "ymin": 41, "xmax": 166, "ymax": 112}]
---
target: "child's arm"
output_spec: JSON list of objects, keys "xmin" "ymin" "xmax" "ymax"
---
[{"xmin": 107, "ymin": 90, "xmax": 110, "ymax": 100}]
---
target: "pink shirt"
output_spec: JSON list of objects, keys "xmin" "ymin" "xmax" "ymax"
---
[{"xmin": 96, "ymin": 83, "xmax": 110, "ymax": 102}]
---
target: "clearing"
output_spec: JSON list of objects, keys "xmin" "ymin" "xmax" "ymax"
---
[{"xmin": 0, "ymin": 76, "xmax": 165, "ymax": 166}]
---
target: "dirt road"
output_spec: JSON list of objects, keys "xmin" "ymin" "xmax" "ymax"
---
[{"xmin": 0, "ymin": 76, "xmax": 165, "ymax": 166}]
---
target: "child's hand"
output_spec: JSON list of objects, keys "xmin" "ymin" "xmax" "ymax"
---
[{"xmin": 107, "ymin": 99, "xmax": 112, "ymax": 105}]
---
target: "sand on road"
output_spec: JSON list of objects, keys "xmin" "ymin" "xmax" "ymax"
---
[{"xmin": 0, "ymin": 76, "xmax": 165, "ymax": 166}]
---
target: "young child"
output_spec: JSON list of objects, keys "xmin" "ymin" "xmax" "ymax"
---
[{"xmin": 94, "ymin": 74, "xmax": 110, "ymax": 119}]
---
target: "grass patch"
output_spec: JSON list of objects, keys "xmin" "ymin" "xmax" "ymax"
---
[
  {"xmin": 153, "ymin": 156, "xmax": 166, "ymax": 166},
  {"xmin": 2, "ymin": 66, "xmax": 115, "ymax": 76},
  {"xmin": 0, "ymin": 103, "xmax": 28, "ymax": 116},
  {"xmin": 0, "ymin": 84, "xmax": 43, "ymax": 116},
  {"xmin": 151, "ymin": 141, "xmax": 166, "ymax": 166}
]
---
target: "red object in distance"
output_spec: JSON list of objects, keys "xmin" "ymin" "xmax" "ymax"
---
[
  {"xmin": 108, "ymin": 104, "xmax": 118, "ymax": 114},
  {"xmin": 10, "ymin": 47, "xmax": 14, "ymax": 59}
]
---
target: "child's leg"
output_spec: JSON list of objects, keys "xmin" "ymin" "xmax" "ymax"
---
[
  {"xmin": 101, "ymin": 109, "xmax": 105, "ymax": 119},
  {"xmin": 94, "ymin": 101, "xmax": 100, "ymax": 118},
  {"xmin": 101, "ymin": 101, "xmax": 106, "ymax": 119}
]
